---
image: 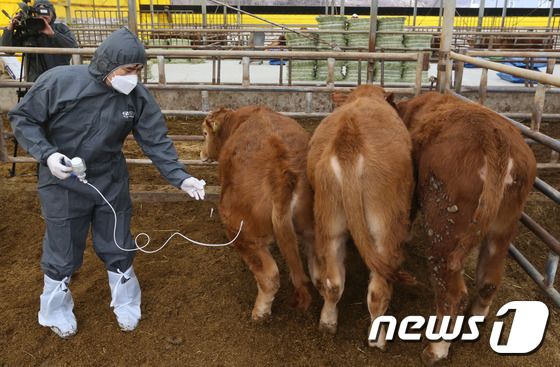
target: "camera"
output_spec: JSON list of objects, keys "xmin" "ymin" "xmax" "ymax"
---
[{"xmin": 10, "ymin": 0, "xmax": 50, "ymax": 38}]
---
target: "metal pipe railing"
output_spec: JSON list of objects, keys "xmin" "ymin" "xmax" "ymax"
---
[
  {"xmin": 467, "ymin": 50, "xmax": 560, "ymax": 58},
  {"xmin": 450, "ymin": 51, "xmax": 560, "ymax": 87},
  {"xmin": 0, "ymin": 46, "xmax": 420, "ymax": 61},
  {"xmin": 534, "ymin": 178, "xmax": 560, "ymax": 205},
  {"xmin": 450, "ymin": 92, "xmax": 560, "ymax": 153},
  {"xmin": 509, "ymin": 245, "xmax": 560, "ymax": 308},
  {"xmin": 520, "ymin": 213, "xmax": 560, "ymax": 255}
]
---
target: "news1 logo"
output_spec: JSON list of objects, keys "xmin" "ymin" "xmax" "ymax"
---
[{"xmin": 369, "ymin": 301, "xmax": 549, "ymax": 354}]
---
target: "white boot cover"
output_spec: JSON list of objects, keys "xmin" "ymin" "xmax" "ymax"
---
[
  {"xmin": 38, "ymin": 275, "xmax": 77, "ymax": 338},
  {"xmin": 108, "ymin": 266, "xmax": 141, "ymax": 331}
]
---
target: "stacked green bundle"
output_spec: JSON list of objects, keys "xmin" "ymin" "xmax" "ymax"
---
[
  {"xmin": 346, "ymin": 17, "xmax": 370, "ymax": 49},
  {"xmin": 315, "ymin": 15, "xmax": 347, "ymax": 81},
  {"xmin": 376, "ymin": 17, "xmax": 405, "ymax": 50},
  {"xmin": 375, "ymin": 17, "xmax": 406, "ymax": 82},
  {"xmin": 147, "ymin": 38, "xmax": 171, "ymax": 46},
  {"xmin": 316, "ymin": 15, "xmax": 347, "ymax": 49},
  {"xmin": 402, "ymin": 34, "xmax": 432, "ymax": 83},
  {"xmin": 345, "ymin": 18, "xmax": 370, "ymax": 82},
  {"xmin": 316, "ymin": 60, "xmax": 346, "ymax": 81},
  {"xmin": 286, "ymin": 32, "xmax": 317, "ymax": 81},
  {"xmin": 346, "ymin": 61, "xmax": 369, "ymax": 82},
  {"xmin": 374, "ymin": 61, "xmax": 403, "ymax": 83},
  {"xmin": 403, "ymin": 33, "xmax": 432, "ymax": 49},
  {"xmin": 166, "ymin": 38, "xmax": 192, "ymax": 47},
  {"xmin": 377, "ymin": 16, "xmax": 406, "ymax": 32},
  {"xmin": 147, "ymin": 38, "xmax": 192, "ymax": 47}
]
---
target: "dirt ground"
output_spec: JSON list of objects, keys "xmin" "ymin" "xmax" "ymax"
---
[{"xmin": 1, "ymin": 115, "xmax": 559, "ymax": 367}]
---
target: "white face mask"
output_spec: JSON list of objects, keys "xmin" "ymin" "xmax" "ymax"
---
[{"xmin": 111, "ymin": 74, "xmax": 138, "ymax": 95}]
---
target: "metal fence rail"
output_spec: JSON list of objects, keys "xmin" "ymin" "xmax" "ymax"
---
[
  {"xmin": 67, "ymin": 22, "xmax": 560, "ymax": 52},
  {"xmin": 0, "ymin": 46, "xmax": 428, "ymax": 92},
  {"xmin": 0, "ymin": 46, "xmax": 426, "ymax": 168},
  {"xmin": 0, "ymin": 45, "xmax": 558, "ymax": 307}
]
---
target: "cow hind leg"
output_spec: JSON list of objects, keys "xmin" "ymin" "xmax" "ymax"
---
[
  {"xmin": 313, "ymin": 165, "xmax": 347, "ymax": 334},
  {"xmin": 293, "ymin": 185, "xmax": 319, "ymax": 290},
  {"xmin": 315, "ymin": 203, "xmax": 347, "ymax": 333},
  {"xmin": 471, "ymin": 232, "xmax": 511, "ymax": 317},
  {"xmin": 422, "ymin": 264, "xmax": 468, "ymax": 366},
  {"xmin": 237, "ymin": 244, "xmax": 280, "ymax": 321},
  {"xmin": 367, "ymin": 271, "xmax": 393, "ymax": 351},
  {"xmin": 272, "ymin": 199, "xmax": 311, "ymax": 311},
  {"xmin": 317, "ymin": 231, "xmax": 346, "ymax": 334}
]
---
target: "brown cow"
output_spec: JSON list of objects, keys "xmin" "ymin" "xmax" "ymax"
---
[
  {"xmin": 307, "ymin": 85, "xmax": 414, "ymax": 350},
  {"xmin": 200, "ymin": 105, "xmax": 313, "ymax": 320},
  {"xmin": 396, "ymin": 92, "xmax": 537, "ymax": 366}
]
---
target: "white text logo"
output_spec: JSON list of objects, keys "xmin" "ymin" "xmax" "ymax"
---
[{"xmin": 368, "ymin": 301, "xmax": 548, "ymax": 354}]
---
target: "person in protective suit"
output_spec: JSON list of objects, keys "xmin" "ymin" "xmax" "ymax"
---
[
  {"xmin": 9, "ymin": 27, "xmax": 206, "ymax": 338},
  {"xmin": 1, "ymin": 0, "xmax": 77, "ymax": 82}
]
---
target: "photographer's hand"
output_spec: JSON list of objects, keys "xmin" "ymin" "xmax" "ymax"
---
[
  {"xmin": 6, "ymin": 13, "xmax": 22, "ymax": 31},
  {"xmin": 40, "ymin": 18, "xmax": 54, "ymax": 37}
]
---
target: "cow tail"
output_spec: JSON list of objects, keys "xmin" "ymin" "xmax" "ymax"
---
[
  {"xmin": 448, "ymin": 131, "xmax": 511, "ymax": 271},
  {"xmin": 335, "ymin": 117, "xmax": 416, "ymax": 285},
  {"xmin": 267, "ymin": 134, "xmax": 311, "ymax": 309}
]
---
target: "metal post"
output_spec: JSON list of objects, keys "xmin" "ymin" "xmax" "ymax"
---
[
  {"xmin": 237, "ymin": 0, "xmax": 241, "ymax": 26},
  {"xmin": 532, "ymin": 84, "xmax": 546, "ymax": 131},
  {"xmin": 341, "ymin": 0, "xmax": 345, "ymax": 16},
  {"xmin": 0, "ymin": 120, "xmax": 7, "ymax": 163},
  {"xmin": 242, "ymin": 56, "xmax": 250, "ymax": 86},
  {"xmin": 157, "ymin": 56, "xmax": 166, "ymax": 85},
  {"xmin": 438, "ymin": 0, "xmax": 443, "ymax": 28},
  {"xmin": 479, "ymin": 68, "xmax": 488, "ymax": 105},
  {"xmin": 212, "ymin": 57, "xmax": 216, "ymax": 84},
  {"xmin": 454, "ymin": 60, "xmax": 464, "ymax": 93},
  {"xmin": 201, "ymin": 0, "xmax": 208, "ymax": 28},
  {"xmin": 66, "ymin": 0, "xmax": 72, "ymax": 24},
  {"xmin": 545, "ymin": 253, "xmax": 559, "ymax": 289},
  {"xmin": 476, "ymin": 0, "xmax": 485, "ymax": 47},
  {"xmin": 150, "ymin": 0, "xmax": 155, "ymax": 30},
  {"xmin": 306, "ymin": 92, "xmax": 313, "ymax": 114},
  {"xmin": 223, "ymin": 3, "xmax": 228, "ymax": 26},
  {"xmin": 327, "ymin": 57, "xmax": 335, "ymax": 87},
  {"xmin": 71, "ymin": 54, "xmax": 82, "ymax": 65},
  {"xmin": 548, "ymin": 0, "xmax": 556, "ymax": 29},
  {"xmin": 201, "ymin": 90, "xmax": 209, "ymax": 112},
  {"xmin": 437, "ymin": 0, "xmax": 455, "ymax": 93},
  {"xmin": 127, "ymin": 0, "xmax": 137, "ymax": 34},
  {"xmin": 217, "ymin": 57, "xmax": 222, "ymax": 84},
  {"xmin": 477, "ymin": 0, "xmax": 485, "ymax": 32},
  {"xmin": 501, "ymin": 0, "xmax": 508, "ymax": 30},
  {"xmin": 413, "ymin": 0, "xmax": 418, "ymax": 27},
  {"xmin": 415, "ymin": 52, "xmax": 424, "ymax": 95},
  {"xmin": 531, "ymin": 58, "xmax": 555, "ymax": 131},
  {"xmin": 367, "ymin": 0, "xmax": 379, "ymax": 83},
  {"xmin": 279, "ymin": 58, "xmax": 283, "ymax": 85}
]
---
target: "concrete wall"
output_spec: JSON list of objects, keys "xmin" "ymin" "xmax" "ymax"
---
[
  {"xmin": 150, "ymin": 89, "xmax": 333, "ymax": 112},
  {"xmin": 1, "ymin": 86, "xmax": 558, "ymax": 116}
]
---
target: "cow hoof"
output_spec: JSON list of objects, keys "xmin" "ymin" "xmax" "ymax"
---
[
  {"xmin": 421, "ymin": 346, "xmax": 445, "ymax": 367},
  {"xmin": 368, "ymin": 339, "xmax": 387, "ymax": 352},
  {"xmin": 288, "ymin": 287, "xmax": 312, "ymax": 311},
  {"xmin": 251, "ymin": 310, "xmax": 272, "ymax": 322},
  {"xmin": 318, "ymin": 321, "xmax": 337, "ymax": 334},
  {"xmin": 470, "ymin": 302, "xmax": 490, "ymax": 317}
]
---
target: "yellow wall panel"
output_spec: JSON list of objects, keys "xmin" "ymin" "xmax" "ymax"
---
[{"xmin": 0, "ymin": 1, "xmax": 554, "ymax": 32}]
